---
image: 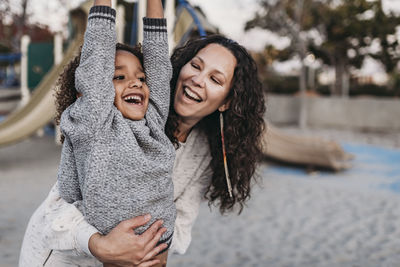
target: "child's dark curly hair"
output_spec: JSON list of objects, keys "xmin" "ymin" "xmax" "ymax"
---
[
  {"xmin": 166, "ymin": 35, "xmax": 266, "ymax": 214},
  {"xmin": 54, "ymin": 43, "xmax": 143, "ymax": 143}
]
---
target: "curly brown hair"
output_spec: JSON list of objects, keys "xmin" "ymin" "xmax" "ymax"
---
[
  {"xmin": 166, "ymin": 35, "xmax": 266, "ymax": 214},
  {"xmin": 54, "ymin": 43, "xmax": 143, "ymax": 143}
]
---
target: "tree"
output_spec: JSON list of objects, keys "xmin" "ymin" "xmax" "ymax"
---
[
  {"xmin": 308, "ymin": 0, "xmax": 400, "ymax": 95},
  {"xmin": 0, "ymin": 0, "xmax": 69, "ymax": 52},
  {"xmin": 246, "ymin": 0, "xmax": 400, "ymax": 96},
  {"xmin": 246, "ymin": 0, "xmax": 324, "ymax": 127},
  {"xmin": 0, "ymin": 0, "xmax": 29, "ymax": 51}
]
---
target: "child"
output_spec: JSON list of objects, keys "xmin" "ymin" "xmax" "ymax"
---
[{"xmin": 56, "ymin": 0, "xmax": 175, "ymax": 265}]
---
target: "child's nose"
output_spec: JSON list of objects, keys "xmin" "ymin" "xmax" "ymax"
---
[{"xmin": 128, "ymin": 78, "xmax": 142, "ymax": 88}]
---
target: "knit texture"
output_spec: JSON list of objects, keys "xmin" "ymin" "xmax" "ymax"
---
[{"xmin": 57, "ymin": 6, "xmax": 176, "ymax": 245}]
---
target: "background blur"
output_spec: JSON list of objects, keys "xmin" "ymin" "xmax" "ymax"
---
[{"xmin": 1, "ymin": 0, "xmax": 400, "ymax": 266}]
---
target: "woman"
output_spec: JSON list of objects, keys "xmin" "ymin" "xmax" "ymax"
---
[{"xmin": 19, "ymin": 18, "xmax": 265, "ymax": 267}]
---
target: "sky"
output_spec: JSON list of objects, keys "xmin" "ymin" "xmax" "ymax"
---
[
  {"xmin": 20, "ymin": 0, "xmax": 400, "ymax": 52},
  {"xmin": 9, "ymin": 0, "xmax": 400, "ymax": 76},
  {"xmin": 17, "ymin": 0, "xmax": 400, "ymax": 52},
  {"xmin": 23, "ymin": 0, "xmax": 282, "ymax": 51}
]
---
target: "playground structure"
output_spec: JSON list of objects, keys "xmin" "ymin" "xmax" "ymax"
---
[{"xmin": 0, "ymin": 0, "xmax": 352, "ymax": 171}]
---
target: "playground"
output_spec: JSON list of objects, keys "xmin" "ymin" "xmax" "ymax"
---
[
  {"xmin": 1, "ymin": 127, "xmax": 400, "ymax": 266},
  {"xmin": 1, "ymin": 0, "xmax": 400, "ymax": 266}
]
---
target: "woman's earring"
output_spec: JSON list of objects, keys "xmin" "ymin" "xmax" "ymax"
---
[{"xmin": 220, "ymin": 112, "xmax": 233, "ymax": 198}]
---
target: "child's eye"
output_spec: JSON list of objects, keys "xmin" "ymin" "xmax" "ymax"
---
[
  {"xmin": 139, "ymin": 76, "xmax": 146, "ymax": 83},
  {"xmin": 113, "ymin": 75, "xmax": 125, "ymax": 80}
]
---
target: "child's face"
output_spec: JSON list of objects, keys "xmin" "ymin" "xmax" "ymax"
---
[{"xmin": 113, "ymin": 50, "xmax": 149, "ymax": 121}]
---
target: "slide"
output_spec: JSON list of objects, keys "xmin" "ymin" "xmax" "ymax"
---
[
  {"xmin": 0, "ymin": 6, "xmax": 88, "ymax": 147},
  {"xmin": 0, "ymin": 0, "xmax": 353, "ymax": 170},
  {"xmin": 263, "ymin": 123, "xmax": 353, "ymax": 171}
]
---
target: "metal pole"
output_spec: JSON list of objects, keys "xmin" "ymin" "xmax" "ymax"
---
[
  {"xmin": 20, "ymin": 35, "xmax": 30, "ymax": 108},
  {"xmin": 54, "ymin": 32, "xmax": 63, "ymax": 144},
  {"xmin": 137, "ymin": 0, "xmax": 147, "ymax": 44},
  {"xmin": 54, "ymin": 33, "xmax": 63, "ymax": 65},
  {"xmin": 164, "ymin": 0, "xmax": 176, "ymax": 53},
  {"xmin": 342, "ymin": 71, "xmax": 349, "ymax": 98},
  {"xmin": 117, "ymin": 5, "xmax": 126, "ymax": 43},
  {"xmin": 296, "ymin": 0, "xmax": 307, "ymax": 130}
]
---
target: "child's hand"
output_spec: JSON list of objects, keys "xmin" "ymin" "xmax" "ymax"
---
[
  {"xmin": 146, "ymin": 0, "xmax": 164, "ymax": 18},
  {"xmin": 94, "ymin": 0, "xmax": 112, "ymax": 7}
]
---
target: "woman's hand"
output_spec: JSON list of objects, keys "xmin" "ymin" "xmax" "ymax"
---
[{"xmin": 89, "ymin": 214, "xmax": 168, "ymax": 267}]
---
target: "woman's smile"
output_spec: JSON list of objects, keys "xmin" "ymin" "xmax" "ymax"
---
[
  {"xmin": 174, "ymin": 43, "xmax": 236, "ymax": 125},
  {"xmin": 183, "ymin": 85, "xmax": 203, "ymax": 102}
]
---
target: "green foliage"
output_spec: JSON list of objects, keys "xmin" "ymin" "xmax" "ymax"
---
[
  {"xmin": 350, "ymin": 83, "xmax": 399, "ymax": 97},
  {"xmin": 262, "ymin": 73, "xmax": 400, "ymax": 97},
  {"xmin": 262, "ymin": 74, "xmax": 300, "ymax": 94},
  {"xmin": 246, "ymin": 0, "xmax": 400, "ymax": 96}
]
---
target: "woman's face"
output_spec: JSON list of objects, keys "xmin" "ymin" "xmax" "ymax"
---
[{"xmin": 174, "ymin": 43, "xmax": 237, "ymax": 125}]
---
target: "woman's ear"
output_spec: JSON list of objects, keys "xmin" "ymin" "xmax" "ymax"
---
[{"xmin": 218, "ymin": 100, "xmax": 231, "ymax": 112}]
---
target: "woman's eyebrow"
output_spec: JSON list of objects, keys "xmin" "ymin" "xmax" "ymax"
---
[
  {"xmin": 193, "ymin": 56, "xmax": 203, "ymax": 63},
  {"xmin": 196, "ymin": 55, "xmax": 226, "ymax": 78}
]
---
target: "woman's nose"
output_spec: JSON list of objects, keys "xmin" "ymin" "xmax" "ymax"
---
[
  {"xmin": 191, "ymin": 73, "xmax": 206, "ymax": 88},
  {"xmin": 128, "ymin": 78, "xmax": 142, "ymax": 88}
]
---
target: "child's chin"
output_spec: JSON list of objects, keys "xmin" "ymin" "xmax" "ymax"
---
[
  {"xmin": 123, "ymin": 111, "xmax": 145, "ymax": 121},
  {"xmin": 127, "ymin": 114, "xmax": 145, "ymax": 120}
]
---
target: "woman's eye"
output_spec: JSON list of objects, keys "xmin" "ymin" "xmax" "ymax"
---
[
  {"xmin": 191, "ymin": 63, "xmax": 200, "ymax": 69},
  {"xmin": 113, "ymin": 75, "xmax": 125, "ymax": 80},
  {"xmin": 211, "ymin": 76, "xmax": 221, "ymax": 85}
]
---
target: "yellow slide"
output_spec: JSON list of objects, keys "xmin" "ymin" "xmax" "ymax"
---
[
  {"xmin": 0, "ymin": 1, "xmax": 353, "ymax": 170},
  {"xmin": 0, "ymin": 7, "xmax": 88, "ymax": 147}
]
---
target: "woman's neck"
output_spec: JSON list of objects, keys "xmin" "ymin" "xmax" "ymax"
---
[{"xmin": 175, "ymin": 119, "xmax": 198, "ymax": 143}]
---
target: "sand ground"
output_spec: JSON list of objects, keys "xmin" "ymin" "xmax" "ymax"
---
[{"xmin": 1, "ymin": 127, "xmax": 400, "ymax": 267}]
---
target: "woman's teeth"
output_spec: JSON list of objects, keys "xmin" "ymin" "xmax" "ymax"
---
[{"xmin": 184, "ymin": 87, "xmax": 202, "ymax": 102}]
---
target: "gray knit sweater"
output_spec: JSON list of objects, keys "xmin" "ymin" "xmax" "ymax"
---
[{"xmin": 57, "ymin": 6, "xmax": 176, "ymax": 245}]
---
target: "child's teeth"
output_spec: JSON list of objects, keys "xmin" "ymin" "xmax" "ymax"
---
[{"xmin": 124, "ymin": 95, "xmax": 142, "ymax": 101}]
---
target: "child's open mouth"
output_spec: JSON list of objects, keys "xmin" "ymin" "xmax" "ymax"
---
[{"xmin": 123, "ymin": 93, "xmax": 143, "ymax": 105}]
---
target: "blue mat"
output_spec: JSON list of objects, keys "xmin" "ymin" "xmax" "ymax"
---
[{"xmin": 265, "ymin": 143, "xmax": 400, "ymax": 193}]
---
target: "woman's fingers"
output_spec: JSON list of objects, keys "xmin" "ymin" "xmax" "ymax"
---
[
  {"xmin": 140, "ymin": 219, "xmax": 164, "ymax": 241},
  {"xmin": 137, "ymin": 259, "xmax": 161, "ymax": 267},
  {"xmin": 144, "ymin": 226, "xmax": 167, "ymax": 253},
  {"xmin": 142, "ymin": 242, "xmax": 168, "ymax": 262},
  {"xmin": 92, "ymin": 215, "xmax": 165, "ymax": 266},
  {"xmin": 121, "ymin": 214, "xmax": 152, "ymax": 232}
]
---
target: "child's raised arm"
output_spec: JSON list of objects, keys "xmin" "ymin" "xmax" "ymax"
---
[
  {"xmin": 58, "ymin": 0, "xmax": 116, "ymax": 204},
  {"xmin": 142, "ymin": 0, "xmax": 172, "ymax": 128},
  {"xmin": 61, "ymin": 0, "xmax": 117, "ymax": 139},
  {"xmin": 147, "ymin": 0, "xmax": 164, "ymax": 18},
  {"xmin": 94, "ymin": 0, "xmax": 111, "ymax": 7}
]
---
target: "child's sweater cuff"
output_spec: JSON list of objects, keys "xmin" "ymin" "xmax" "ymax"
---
[
  {"xmin": 143, "ymin": 17, "xmax": 168, "ymax": 41},
  {"xmin": 88, "ymin": 6, "xmax": 116, "ymax": 25}
]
